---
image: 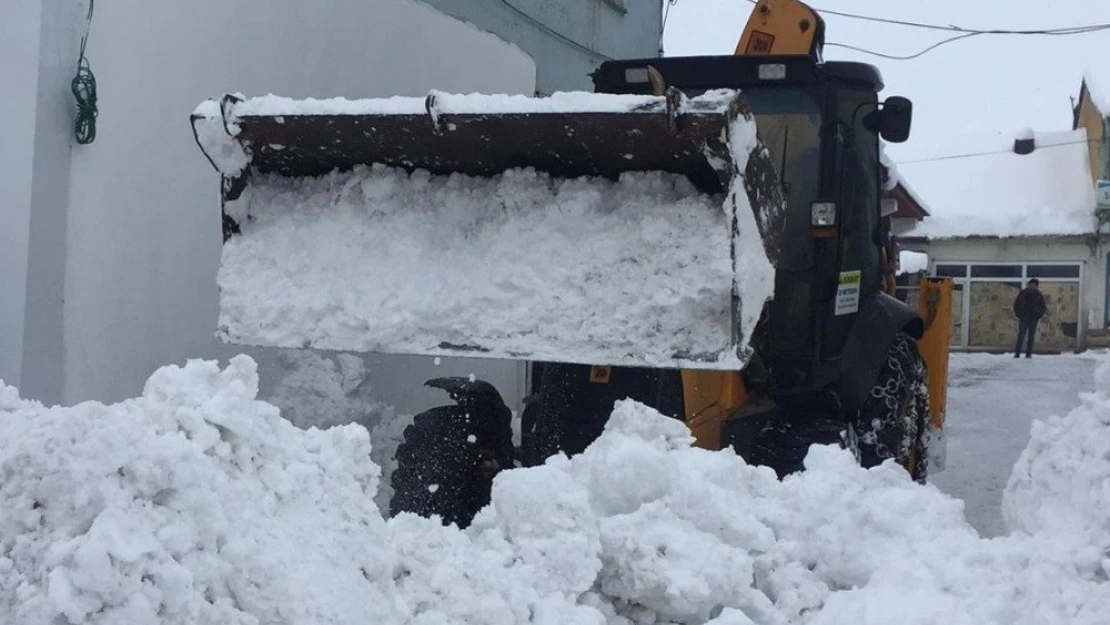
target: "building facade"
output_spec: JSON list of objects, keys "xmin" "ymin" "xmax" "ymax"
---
[
  {"xmin": 1073, "ymin": 74, "xmax": 1110, "ymax": 343},
  {"xmin": 897, "ymin": 125, "xmax": 1102, "ymax": 353},
  {"xmin": 1, "ymin": 0, "xmax": 663, "ymax": 410},
  {"xmin": 423, "ymin": 0, "xmax": 663, "ymax": 93}
]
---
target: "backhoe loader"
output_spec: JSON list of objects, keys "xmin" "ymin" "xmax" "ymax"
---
[{"xmin": 192, "ymin": 0, "xmax": 952, "ymax": 528}]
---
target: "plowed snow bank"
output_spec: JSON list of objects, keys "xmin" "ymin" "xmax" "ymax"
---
[{"xmin": 2, "ymin": 356, "xmax": 1108, "ymax": 625}]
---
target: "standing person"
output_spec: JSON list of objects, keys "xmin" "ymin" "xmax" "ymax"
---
[{"xmin": 1012, "ymin": 278, "xmax": 1047, "ymax": 358}]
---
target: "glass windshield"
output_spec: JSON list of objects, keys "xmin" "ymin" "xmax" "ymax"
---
[
  {"xmin": 743, "ymin": 87, "xmax": 823, "ymax": 272},
  {"xmin": 740, "ymin": 86, "xmax": 824, "ymax": 356}
]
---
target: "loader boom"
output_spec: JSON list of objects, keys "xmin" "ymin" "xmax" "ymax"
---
[{"xmin": 737, "ymin": 0, "xmax": 826, "ymax": 58}]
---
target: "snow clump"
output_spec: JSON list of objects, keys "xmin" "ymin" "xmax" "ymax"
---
[
  {"xmin": 1003, "ymin": 356, "xmax": 1110, "ymax": 552},
  {"xmin": 1, "ymin": 355, "xmax": 1108, "ymax": 625}
]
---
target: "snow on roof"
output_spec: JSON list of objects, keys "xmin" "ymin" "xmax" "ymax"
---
[
  {"xmin": 899, "ymin": 128, "xmax": 1096, "ymax": 240},
  {"xmin": 880, "ymin": 144, "xmax": 930, "ymax": 217},
  {"xmin": 1082, "ymin": 69, "xmax": 1110, "ymax": 116}
]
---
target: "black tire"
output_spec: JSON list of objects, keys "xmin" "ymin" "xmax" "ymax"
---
[
  {"xmin": 519, "ymin": 397, "xmax": 561, "ymax": 468},
  {"xmin": 749, "ymin": 412, "xmax": 855, "ymax": 479},
  {"xmin": 854, "ymin": 332, "xmax": 930, "ymax": 482},
  {"xmin": 389, "ymin": 380, "xmax": 513, "ymax": 528},
  {"xmin": 748, "ymin": 333, "xmax": 930, "ymax": 482}
]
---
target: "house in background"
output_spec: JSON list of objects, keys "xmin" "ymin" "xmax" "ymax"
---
[
  {"xmin": 1072, "ymin": 71, "xmax": 1110, "ymax": 347},
  {"xmin": 881, "ymin": 150, "xmax": 932, "ymax": 241},
  {"xmin": 897, "ymin": 127, "xmax": 1101, "ymax": 353},
  {"xmin": 2, "ymin": 0, "xmax": 663, "ymax": 411}
]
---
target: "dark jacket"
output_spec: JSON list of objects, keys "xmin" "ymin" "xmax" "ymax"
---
[{"xmin": 1013, "ymin": 286, "xmax": 1047, "ymax": 320}]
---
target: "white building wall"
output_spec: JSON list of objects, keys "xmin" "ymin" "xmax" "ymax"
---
[
  {"xmin": 15, "ymin": 0, "xmax": 537, "ymax": 412},
  {"xmin": 0, "ymin": 1, "xmax": 43, "ymax": 388}
]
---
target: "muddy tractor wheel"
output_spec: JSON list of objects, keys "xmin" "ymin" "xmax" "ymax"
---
[
  {"xmin": 389, "ymin": 378, "xmax": 514, "ymax": 528},
  {"xmin": 854, "ymin": 332, "xmax": 931, "ymax": 482}
]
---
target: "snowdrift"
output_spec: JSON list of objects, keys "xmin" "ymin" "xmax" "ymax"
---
[
  {"xmin": 1003, "ymin": 357, "xmax": 1110, "ymax": 550},
  {"xmin": 2, "ymin": 356, "xmax": 1109, "ymax": 625}
]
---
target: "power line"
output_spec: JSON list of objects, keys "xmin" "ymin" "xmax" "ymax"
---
[
  {"xmin": 741, "ymin": 0, "xmax": 1110, "ymax": 60},
  {"xmin": 809, "ymin": 6, "xmax": 1110, "ymax": 36},
  {"xmin": 826, "ymin": 33, "xmax": 982, "ymax": 61},
  {"xmin": 663, "ymin": 0, "xmax": 679, "ymax": 34},
  {"xmin": 496, "ymin": 0, "xmax": 612, "ymax": 61},
  {"xmin": 742, "ymin": 0, "xmax": 1110, "ymax": 36},
  {"xmin": 894, "ymin": 137, "xmax": 1098, "ymax": 165}
]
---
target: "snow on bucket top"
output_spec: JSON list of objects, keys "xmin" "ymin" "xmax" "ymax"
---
[{"xmin": 191, "ymin": 89, "xmax": 782, "ymax": 370}]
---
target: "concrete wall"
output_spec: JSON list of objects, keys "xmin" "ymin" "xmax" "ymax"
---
[
  {"xmin": 904, "ymin": 235, "xmax": 1107, "ymax": 347},
  {"xmin": 2, "ymin": 0, "xmax": 87, "ymax": 402},
  {"xmin": 422, "ymin": 0, "xmax": 663, "ymax": 93},
  {"xmin": 13, "ymin": 0, "xmax": 538, "ymax": 411},
  {"xmin": 0, "ymin": 1, "xmax": 42, "ymax": 389}
]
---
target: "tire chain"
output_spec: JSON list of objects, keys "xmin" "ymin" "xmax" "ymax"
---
[{"xmin": 854, "ymin": 333, "xmax": 930, "ymax": 481}]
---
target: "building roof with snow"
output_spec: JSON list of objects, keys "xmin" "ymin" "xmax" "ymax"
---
[
  {"xmin": 880, "ymin": 145, "xmax": 930, "ymax": 221},
  {"xmin": 1079, "ymin": 69, "xmax": 1110, "ymax": 120},
  {"xmin": 896, "ymin": 128, "xmax": 1096, "ymax": 240}
]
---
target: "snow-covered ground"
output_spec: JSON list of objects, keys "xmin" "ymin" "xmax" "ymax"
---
[
  {"xmin": 1, "ymin": 349, "xmax": 1108, "ymax": 624},
  {"xmin": 931, "ymin": 351, "xmax": 1106, "ymax": 537}
]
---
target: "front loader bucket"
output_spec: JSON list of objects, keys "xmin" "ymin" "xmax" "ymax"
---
[{"xmin": 191, "ymin": 89, "xmax": 785, "ymax": 370}]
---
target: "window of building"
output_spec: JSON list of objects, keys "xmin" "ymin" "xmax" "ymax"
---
[
  {"xmin": 1027, "ymin": 264, "xmax": 1082, "ymax": 279},
  {"xmin": 929, "ymin": 261, "xmax": 1083, "ymax": 350},
  {"xmin": 969, "ymin": 264, "xmax": 1023, "ymax": 279},
  {"xmin": 935, "ymin": 264, "xmax": 968, "ymax": 278}
]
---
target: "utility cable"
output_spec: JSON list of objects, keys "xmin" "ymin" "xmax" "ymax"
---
[
  {"xmin": 72, "ymin": 0, "xmax": 97, "ymax": 145},
  {"xmin": 894, "ymin": 136, "xmax": 1100, "ymax": 165},
  {"xmin": 496, "ymin": 0, "xmax": 612, "ymax": 60},
  {"xmin": 741, "ymin": 0, "xmax": 1110, "ymax": 60},
  {"xmin": 661, "ymin": 0, "xmax": 680, "ymax": 54},
  {"xmin": 663, "ymin": 0, "xmax": 679, "ymax": 33},
  {"xmin": 742, "ymin": 0, "xmax": 1110, "ymax": 36},
  {"xmin": 826, "ymin": 32, "xmax": 982, "ymax": 61}
]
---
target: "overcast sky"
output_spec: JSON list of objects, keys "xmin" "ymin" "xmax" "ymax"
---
[{"xmin": 662, "ymin": 0, "xmax": 1110, "ymax": 165}]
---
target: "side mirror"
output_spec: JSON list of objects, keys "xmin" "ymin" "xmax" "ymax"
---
[{"xmin": 879, "ymin": 96, "xmax": 913, "ymax": 143}]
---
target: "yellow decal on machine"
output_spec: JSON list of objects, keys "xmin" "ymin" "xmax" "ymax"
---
[
  {"xmin": 589, "ymin": 366, "xmax": 612, "ymax": 384},
  {"xmin": 746, "ymin": 31, "xmax": 776, "ymax": 54},
  {"xmin": 835, "ymin": 270, "xmax": 861, "ymax": 316}
]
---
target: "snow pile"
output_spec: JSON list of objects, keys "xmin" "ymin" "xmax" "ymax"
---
[
  {"xmin": 264, "ymin": 349, "xmax": 413, "ymax": 513},
  {"xmin": 0, "ymin": 356, "xmax": 403, "ymax": 625},
  {"xmin": 3, "ymin": 356, "xmax": 1110, "ymax": 625},
  {"xmin": 899, "ymin": 128, "xmax": 1096, "ymax": 239},
  {"xmin": 216, "ymin": 164, "xmax": 765, "ymax": 369},
  {"xmin": 1003, "ymin": 356, "xmax": 1110, "ymax": 550}
]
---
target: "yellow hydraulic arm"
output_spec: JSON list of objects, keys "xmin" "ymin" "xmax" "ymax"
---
[
  {"xmin": 914, "ymin": 276, "xmax": 953, "ymax": 471},
  {"xmin": 736, "ymin": 0, "xmax": 826, "ymax": 58}
]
